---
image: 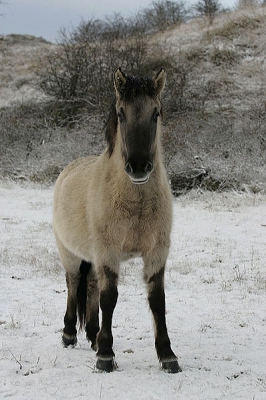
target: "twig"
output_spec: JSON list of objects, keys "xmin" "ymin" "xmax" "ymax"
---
[{"xmin": 8, "ymin": 348, "xmax": 22, "ymax": 370}]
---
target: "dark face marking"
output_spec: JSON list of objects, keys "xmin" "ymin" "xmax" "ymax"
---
[
  {"xmin": 118, "ymin": 98, "xmax": 161, "ymax": 184},
  {"xmin": 104, "ymin": 68, "xmax": 166, "ymax": 184}
]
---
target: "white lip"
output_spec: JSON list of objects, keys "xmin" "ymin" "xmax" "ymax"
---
[{"xmin": 130, "ymin": 176, "xmax": 150, "ymax": 185}]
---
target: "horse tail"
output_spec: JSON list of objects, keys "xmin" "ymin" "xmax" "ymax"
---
[{"xmin": 77, "ymin": 260, "xmax": 91, "ymax": 330}]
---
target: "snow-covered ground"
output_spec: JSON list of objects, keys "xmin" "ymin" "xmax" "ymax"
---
[{"xmin": 1, "ymin": 181, "xmax": 266, "ymax": 399}]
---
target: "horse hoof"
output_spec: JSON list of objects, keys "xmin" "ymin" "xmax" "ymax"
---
[
  {"xmin": 96, "ymin": 358, "xmax": 115, "ymax": 372},
  {"xmin": 161, "ymin": 359, "xmax": 182, "ymax": 374},
  {"xmin": 62, "ymin": 334, "xmax": 77, "ymax": 348}
]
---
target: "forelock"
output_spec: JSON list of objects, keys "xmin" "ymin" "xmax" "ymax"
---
[{"xmin": 119, "ymin": 75, "xmax": 157, "ymax": 102}]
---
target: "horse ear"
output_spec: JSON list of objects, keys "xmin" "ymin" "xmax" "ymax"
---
[
  {"xmin": 114, "ymin": 67, "xmax": 127, "ymax": 97},
  {"xmin": 153, "ymin": 68, "xmax": 166, "ymax": 97}
]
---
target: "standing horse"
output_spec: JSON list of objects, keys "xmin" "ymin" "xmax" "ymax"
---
[{"xmin": 53, "ymin": 67, "xmax": 181, "ymax": 373}]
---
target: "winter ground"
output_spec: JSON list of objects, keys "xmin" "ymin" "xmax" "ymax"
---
[{"xmin": 0, "ymin": 181, "xmax": 266, "ymax": 399}]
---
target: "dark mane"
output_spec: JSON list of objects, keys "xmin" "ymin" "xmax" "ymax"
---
[{"xmin": 105, "ymin": 98, "xmax": 118, "ymax": 156}]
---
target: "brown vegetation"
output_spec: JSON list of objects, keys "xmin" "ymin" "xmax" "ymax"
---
[{"xmin": 0, "ymin": 4, "xmax": 266, "ymax": 194}]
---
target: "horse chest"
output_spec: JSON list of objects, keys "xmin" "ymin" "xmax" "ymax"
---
[
  {"xmin": 119, "ymin": 199, "xmax": 151, "ymax": 218},
  {"xmin": 114, "ymin": 195, "xmax": 158, "ymax": 223},
  {"xmin": 113, "ymin": 197, "xmax": 164, "ymax": 253},
  {"xmin": 93, "ymin": 184, "xmax": 171, "ymax": 258}
]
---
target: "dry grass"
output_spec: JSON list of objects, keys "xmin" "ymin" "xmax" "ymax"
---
[
  {"xmin": 0, "ymin": 7, "xmax": 266, "ymax": 192},
  {"xmin": 204, "ymin": 7, "xmax": 266, "ymax": 40},
  {"xmin": 0, "ymin": 35, "xmax": 52, "ymax": 107}
]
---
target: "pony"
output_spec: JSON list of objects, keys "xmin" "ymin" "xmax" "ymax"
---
[{"xmin": 53, "ymin": 67, "xmax": 181, "ymax": 373}]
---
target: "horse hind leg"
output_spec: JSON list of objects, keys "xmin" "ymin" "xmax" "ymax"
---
[
  {"xmin": 63, "ymin": 270, "xmax": 80, "ymax": 347},
  {"xmin": 63, "ymin": 260, "xmax": 99, "ymax": 349},
  {"xmin": 80, "ymin": 262, "xmax": 99, "ymax": 350},
  {"xmin": 54, "ymin": 237, "xmax": 81, "ymax": 347}
]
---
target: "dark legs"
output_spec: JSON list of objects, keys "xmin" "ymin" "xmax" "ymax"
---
[
  {"xmin": 62, "ymin": 261, "xmax": 99, "ymax": 349},
  {"xmin": 96, "ymin": 266, "xmax": 118, "ymax": 372},
  {"xmin": 145, "ymin": 267, "xmax": 182, "ymax": 373},
  {"xmin": 85, "ymin": 265, "xmax": 100, "ymax": 350},
  {"xmin": 95, "ymin": 262, "xmax": 180, "ymax": 373},
  {"xmin": 62, "ymin": 272, "xmax": 79, "ymax": 347},
  {"xmin": 62, "ymin": 259, "xmax": 180, "ymax": 373},
  {"xmin": 62, "ymin": 259, "xmax": 118, "ymax": 373}
]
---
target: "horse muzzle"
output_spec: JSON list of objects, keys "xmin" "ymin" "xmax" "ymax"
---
[{"xmin": 124, "ymin": 160, "xmax": 154, "ymax": 185}]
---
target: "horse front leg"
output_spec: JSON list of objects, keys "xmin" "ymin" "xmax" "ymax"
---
[
  {"xmin": 96, "ymin": 265, "xmax": 118, "ymax": 372},
  {"xmin": 144, "ymin": 254, "xmax": 182, "ymax": 373}
]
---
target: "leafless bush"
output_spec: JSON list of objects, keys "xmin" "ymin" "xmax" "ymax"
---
[
  {"xmin": 37, "ymin": 15, "xmax": 150, "ymax": 115},
  {"xmin": 140, "ymin": 0, "xmax": 189, "ymax": 31},
  {"xmin": 193, "ymin": 0, "xmax": 222, "ymax": 24},
  {"xmin": 37, "ymin": 1, "xmax": 192, "ymax": 118},
  {"xmin": 9, "ymin": 5, "xmax": 266, "ymax": 194}
]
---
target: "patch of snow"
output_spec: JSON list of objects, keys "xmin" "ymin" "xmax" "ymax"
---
[{"xmin": 0, "ymin": 183, "xmax": 266, "ymax": 399}]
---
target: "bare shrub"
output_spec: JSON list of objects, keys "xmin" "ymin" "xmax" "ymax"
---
[
  {"xmin": 3, "ymin": 5, "xmax": 266, "ymax": 195},
  {"xmin": 37, "ymin": 16, "xmax": 150, "ymax": 116},
  {"xmin": 193, "ymin": 0, "xmax": 222, "ymax": 24},
  {"xmin": 36, "ymin": 2, "xmax": 191, "ymax": 119},
  {"xmin": 140, "ymin": 0, "xmax": 189, "ymax": 31}
]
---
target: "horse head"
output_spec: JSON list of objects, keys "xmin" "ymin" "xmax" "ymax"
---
[{"xmin": 112, "ymin": 67, "xmax": 166, "ymax": 184}]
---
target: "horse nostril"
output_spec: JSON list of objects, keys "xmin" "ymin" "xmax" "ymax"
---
[
  {"xmin": 125, "ymin": 161, "xmax": 153, "ymax": 177},
  {"xmin": 145, "ymin": 162, "xmax": 153, "ymax": 173},
  {"xmin": 125, "ymin": 162, "xmax": 133, "ymax": 175}
]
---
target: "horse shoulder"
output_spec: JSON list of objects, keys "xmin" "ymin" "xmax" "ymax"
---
[
  {"xmin": 54, "ymin": 156, "xmax": 98, "ymax": 211},
  {"xmin": 53, "ymin": 155, "xmax": 99, "ymax": 260}
]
